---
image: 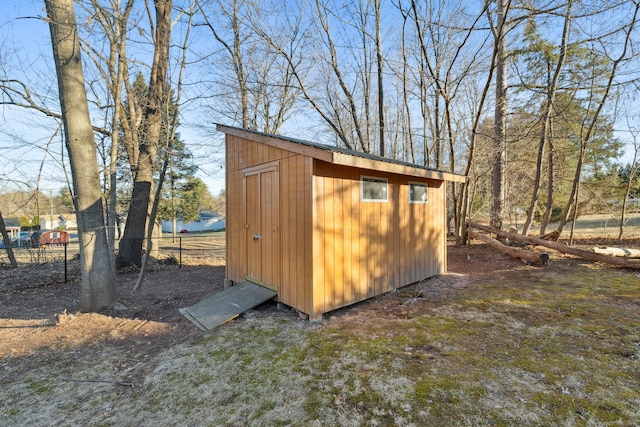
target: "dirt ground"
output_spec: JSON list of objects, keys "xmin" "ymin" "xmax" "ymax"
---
[
  {"xmin": 1, "ymin": 234, "xmax": 639, "ymax": 425},
  {"xmin": 0, "ymin": 234, "xmax": 634, "ymax": 365}
]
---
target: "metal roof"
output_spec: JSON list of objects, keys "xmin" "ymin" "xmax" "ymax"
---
[{"xmin": 216, "ymin": 124, "xmax": 465, "ymax": 182}]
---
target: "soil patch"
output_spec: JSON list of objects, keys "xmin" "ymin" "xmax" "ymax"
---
[
  {"xmin": 2, "ymin": 237, "xmax": 639, "ymax": 359},
  {"xmin": 2, "ymin": 236, "xmax": 639, "ymax": 425}
]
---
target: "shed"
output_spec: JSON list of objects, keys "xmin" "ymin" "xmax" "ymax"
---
[
  {"xmin": 218, "ymin": 124, "xmax": 465, "ymax": 320},
  {"xmin": 39, "ymin": 230, "xmax": 70, "ymax": 246}
]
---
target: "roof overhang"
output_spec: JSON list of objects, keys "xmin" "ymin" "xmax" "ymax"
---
[{"xmin": 217, "ymin": 124, "xmax": 466, "ymax": 183}]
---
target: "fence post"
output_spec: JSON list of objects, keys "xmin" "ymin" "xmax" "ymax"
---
[
  {"xmin": 64, "ymin": 242, "xmax": 68, "ymax": 283},
  {"xmin": 179, "ymin": 236, "xmax": 182, "ymax": 268}
]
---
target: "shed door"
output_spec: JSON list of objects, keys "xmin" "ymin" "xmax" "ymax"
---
[{"xmin": 244, "ymin": 164, "xmax": 280, "ymax": 290}]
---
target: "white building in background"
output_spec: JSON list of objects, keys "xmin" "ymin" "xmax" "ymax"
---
[
  {"xmin": 161, "ymin": 211, "xmax": 226, "ymax": 233},
  {"xmin": 40, "ymin": 214, "xmax": 77, "ymax": 230}
]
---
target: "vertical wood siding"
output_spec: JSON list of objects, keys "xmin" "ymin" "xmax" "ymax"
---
[
  {"xmin": 226, "ymin": 135, "xmax": 313, "ymax": 314},
  {"xmin": 312, "ymin": 161, "xmax": 445, "ymax": 315},
  {"xmin": 227, "ymin": 133, "xmax": 446, "ymax": 319}
]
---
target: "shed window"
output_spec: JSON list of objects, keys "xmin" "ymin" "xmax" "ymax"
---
[
  {"xmin": 409, "ymin": 183, "xmax": 428, "ymax": 203},
  {"xmin": 361, "ymin": 177, "xmax": 388, "ymax": 202}
]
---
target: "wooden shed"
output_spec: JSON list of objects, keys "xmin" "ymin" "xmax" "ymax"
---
[
  {"xmin": 218, "ymin": 124, "xmax": 465, "ymax": 320},
  {"xmin": 39, "ymin": 230, "xmax": 70, "ymax": 246}
]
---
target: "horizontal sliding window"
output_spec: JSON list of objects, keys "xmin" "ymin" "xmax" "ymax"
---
[
  {"xmin": 361, "ymin": 176, "xmax": 388, "ymax": 202},
  {"xmin": 409, "ymin": 182, "xmax": 428, "ymax": 203}
]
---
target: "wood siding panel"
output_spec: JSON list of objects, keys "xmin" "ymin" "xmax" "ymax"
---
[
  {"xmin": 226, "ymin": 135, "xmax": 312, "ymax": 314},
  {"xmin": 312, "ymin": 170, "xmax": 325, "ymax": 318},
  {"xmin": 324, "ymin": 174, "xmax": 336, "ymax": 310},
  {"xmin": 225, "ymin": 169, "xmax": 245, "ymax": 283},
  {"xmin": 294, "ymin": 155, "xmax": 309, "ymax": 312},
  {"xmin": 349, "ymin": 175, "xmax": 361, "ymax": 302},
  {"xmin": 277, "ymin": 153, "xmax": 312, "ymax": 312},
  {"xmin": 304, "ymin": 157, "xmax": 313, "ymax": 314},
  {"xmin": 227, "ymin": 132, "xmax": 446, "ymax": 319},
  {"xmin": 359, "ymin": 178, "xmax": 369, "ymax": 301},
  {"xmin": 312, "ymin": 162, "xmax": 446, "ymax": 314},
  {"xmin": 280, "ymin": 156, "xmax": 291, "ymax": 304},
  {"xmin": 342, "ymin": 176, "xmax": 353, "ymax": 305}
]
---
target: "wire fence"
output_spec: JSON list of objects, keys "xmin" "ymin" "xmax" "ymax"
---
[{"xmin": 0, "ymin": 232, "xmax": 227, "ymax": 273}]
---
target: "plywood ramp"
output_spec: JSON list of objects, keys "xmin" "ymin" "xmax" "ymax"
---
[{"xmin": 180, "ymin": 282, "xmax": 277, "ymax": 331}]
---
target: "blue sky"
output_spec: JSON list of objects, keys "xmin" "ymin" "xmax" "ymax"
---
[
  {"xmin": 2, "ymin": 0, "xmax": 639, "ymax": 201},
  {"xmin": 1, "ymin": 0, "xmax": 226, "ymax": 198}
]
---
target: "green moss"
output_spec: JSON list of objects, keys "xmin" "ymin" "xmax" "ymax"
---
[
  {"xmin": 3, "ymin": 407, "xmax": 19, "ymax": 416},
  {"xmin": 43, "ymin": 260, "xmax": 635, "ymax": 426},
  {"xmin": 25, "ymin": 379, "xmax": 54, "ymax": 394}
]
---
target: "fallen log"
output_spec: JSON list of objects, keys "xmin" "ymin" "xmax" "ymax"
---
[
  {"xmin": 592, "ymin": 246, "xmax": 640, "ymax": 259},
  {"xmin": 468, "ymin": 221, "xmax": 640, "ymax": 269},
  {"xmin": 540, "ymin": 230, "xmax": 560, "ymax": 241},
  {"xmin": 469, "ymin": 231, "xmax": 550, "ymax": 265}
]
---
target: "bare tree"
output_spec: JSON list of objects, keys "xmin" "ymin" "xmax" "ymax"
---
[
  {"xmin": 135, "ymin": 2, "xmax": 195, "ymax": 290},
  {"xmin": 77, "ymin": 0, "xmax": 136, "ymax": 258},
  {"xmin": 374, "ymin": 0, "xmax": 385, "ymax": 156},
  {"xmin": 44, "ymin": 0, "xmax": 117, "ymax": 311},
  {"xmin": 194, "ymin": 0, "xmax": 300, "ymax": 134},
  {"xmin": 400, "ymin": 0, "xmax": 491, "ymax": 239},
  {"xmin": 520, "ymin": 0, "xmax": 573, "ymax": 236},
  {"xmin": 488, "ymin": 0, "xmax": 511, "ymax": 230},
  {"xmin": 252, "ymin": 0, "xmax": 391, "ymax": 153},
  {"xmin": 557, "ymin": 1, "xmax": 639, "ymax": 243},
  {"xmin": 618, "ymin": 124, "xmax": 639, "ymax": 241},
  {"xmin": 117, "ymin": 0, "xmax": 172, "ymax": 268}
]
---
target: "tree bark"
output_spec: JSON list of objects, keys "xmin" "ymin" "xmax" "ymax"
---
[
  {"xmin": 0, "ymin": 212, "xmax": 18, "ymax": 268},
  {"xmin": 490, "ymin": 0, "xmax": 508, "ymax": 230},
  {"xmin": 469, "ymin": 230, "xmax": 550, "ymax": 265},
  {"xmin": 592, "ymin": 247, "xmax": 640, "ymax": 259},
  {"xmin": 375, "ymin": 0, "xmax": 385, "ymax": 157},
  {"xmin": 45, "ymin": 0, "xmax": 117, "ymax": 311},
  {"xmin": 539, "ymin": 134, "xmax": 555, "ymax": 235},
  {"xmin": 117, "ymin": 0, "xmax": 172, "ymax": 268},
  {"xmin": 521, "ymin": 0, "xmax": 572, "ymax": 236},
  {"xmin": 468, "ymin": 221, "xmax": 640, "ymax": 269}
]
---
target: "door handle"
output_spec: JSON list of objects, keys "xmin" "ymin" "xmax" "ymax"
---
[{"xmin": 253, "ymin": 234, "xmax": 262, "ymax": 240}]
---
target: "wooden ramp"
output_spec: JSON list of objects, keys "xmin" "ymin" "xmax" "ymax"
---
[{"xmin": 179, "ymin": 281, "xmax": 277, "ymax": 331}]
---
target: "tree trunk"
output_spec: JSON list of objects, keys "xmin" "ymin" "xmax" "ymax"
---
[
  {"xmin": 375, "ymin": 0, "xmax": 385, "ymax": 157},
  {"xmin": 592, "ymin": 247, "xmax": 640, "ymax": 258},
  {"xmin": 618, "ymin": 141, "xmax": 639, "ymax": 241},
  {"xmin": 468, "ymin": 230, "xmax": 550, "ymax": 265},
  {"xmin": 540, "ymin": 134, "xmax": 555, "ymax": 235},
  {"xmin": 45, "ymin": 0, "xmax": 117, "ymax": 311},
  {"xmin": 0, "ymin": 212, "xmax": 18, "ymax": 268},
  {"xmin": 522, "ymin": 0, "xmax": 572, "ymax": 236},
  {"xmin": 117, "ymin": 0, "xmax": 172, "ymax": 268},
  {"xmin": 469, "ymin": 221, "xmax": 640, "ymax": 269},
  {"xmin": 490, "ymin": 0, "xmax": 507, "ymax": 230},
  {"xmin": 107, "ymin": 0, "xmax": 134, "ymax": 264}
]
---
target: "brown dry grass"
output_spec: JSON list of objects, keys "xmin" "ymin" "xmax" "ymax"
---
[{"xmin": 1, "ymin": 229, "xmax": 640, "ymax": 426}]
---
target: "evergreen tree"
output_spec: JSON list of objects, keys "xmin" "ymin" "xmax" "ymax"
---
[
  {"xmin": 118, "ymin": 74, "xmax": 201, "ymax": 229},
  {"xmin": 158, "ymin": 177, "xmax": 209, "ymax": 223}
]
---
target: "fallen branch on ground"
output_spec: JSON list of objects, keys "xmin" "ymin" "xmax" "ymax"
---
[
  {"xmin": 592, "ymin": 246, "xmax": 640, "ymax": 258},
  {"xmin": 467, "ymin": 221, "xmax": 640, "ymax": 269},
  {"xmin": 468, "ymin": 231, "xmax": 550, "ymax": 265}
]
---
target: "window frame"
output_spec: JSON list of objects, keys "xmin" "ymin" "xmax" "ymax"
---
[
  {"xmin": 360, "ymin": 176, "xmax": 389, "ymax": 202},
  {"xmin": 408, "ymin": 182, "xmax": 429, "ymax": 204}
]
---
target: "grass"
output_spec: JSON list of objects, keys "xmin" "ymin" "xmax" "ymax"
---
[{"xmin": 2, "ymin": 260, "xmax": 639, "ymax": 426}]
